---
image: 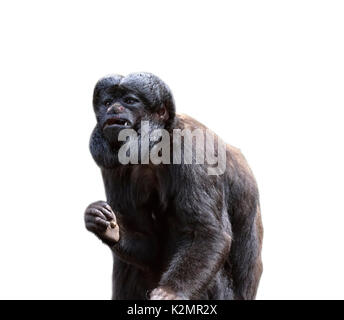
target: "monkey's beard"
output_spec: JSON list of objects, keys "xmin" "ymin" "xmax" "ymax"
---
[{"xmin": 89, "ymin": 118, "xmax": 165, "ymax": 169}]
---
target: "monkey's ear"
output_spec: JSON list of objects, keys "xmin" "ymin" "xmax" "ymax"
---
[{"xmin": 158, "ymin": 105, "xmax": 169, "ymax": 121}]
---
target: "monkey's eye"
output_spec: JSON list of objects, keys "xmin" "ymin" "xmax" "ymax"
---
[
  {"xmin": 123, "ymin": 97, "xmax": 137, "ymax": 105},
  {"xmin": 104, "ymin": 100, "xmax": 112, "ymax": 107}
]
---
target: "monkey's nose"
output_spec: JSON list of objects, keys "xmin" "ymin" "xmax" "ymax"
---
[{"xmin": 107, "ymin": 103, "xmax": 125, "ymax": 114}]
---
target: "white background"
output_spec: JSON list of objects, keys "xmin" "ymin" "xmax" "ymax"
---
[{"xmin": 0, "ymin": 0, "xmax": 343, "ymax": 300}]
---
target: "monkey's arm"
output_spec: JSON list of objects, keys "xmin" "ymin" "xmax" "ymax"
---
[
  {"xmin": 151, "ymin": 216, "xmax": 231, "ymax": 300},
  {"xmin": 110, "ymin": 230, "xmax": 160, "ymax": 271},
  {"xmin": 151, "ymin": 169, "xmax": 232, "ymax": 300},
  {"xmin": 230, "ymin": 205, "xmax": 263, "ymax": 299}
]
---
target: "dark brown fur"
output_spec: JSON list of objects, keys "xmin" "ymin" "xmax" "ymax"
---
[{"xmin": 85, "ymin": 73, "xmax": 263, "ymax": 300}]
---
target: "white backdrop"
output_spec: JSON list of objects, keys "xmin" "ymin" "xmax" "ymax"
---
[{"xmin": 0, "ymin": 0, "xmax": 343, "ymax": 299}]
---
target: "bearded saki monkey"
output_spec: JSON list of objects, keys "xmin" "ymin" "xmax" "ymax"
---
[{"xmin": 85, "ymin": 72, "xmax": 263, "ymax": 300}]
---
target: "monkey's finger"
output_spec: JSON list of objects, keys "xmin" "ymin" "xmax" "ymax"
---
[
  {"xmin": 85, "ymin": 208, "xmax": 107, "ymax": 221},
  {"xmin": 85, "ymin": 222, "xmax": 101, "ymax": 233},
  {"xmin": 94, "ymin": 217, "xmax": 110, "ymax": 229},
  {"xmin": 89, "ymin": 201, "xmax": 114, "ymax": 213},
  {"xmin": 93, "ymin": 201, "xmax": 114, "ymax": 212},
  {"xmin": 93, "ymin": 205, "xmax": 115, "ymax": 221},
  {"xmin": 91, "ymin": 200, "xmax": 107, "ymax": 205},
  {"xmin": 94, "ymin": 201, "xmax": 116, "ymax": 215},
  {"xmin": 104, "ymin": 203, "xmax": 115, "ymax": 213},
  {"xmin": 85, "ymin": 216, "xmax": 109, "ymax": 230}
]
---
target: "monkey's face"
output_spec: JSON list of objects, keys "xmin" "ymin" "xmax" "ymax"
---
[{"xmin": 94, "ymin": 87, "xmax": 147, "ymax": 143}]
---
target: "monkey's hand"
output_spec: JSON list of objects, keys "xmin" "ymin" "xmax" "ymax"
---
[
  {"xmin": 150, "ymin": 287, "xmax": 187, "ymax": 300},
  {"xmin": 84, "ymin": 201, "xmax": 120, "ymax": 244}
]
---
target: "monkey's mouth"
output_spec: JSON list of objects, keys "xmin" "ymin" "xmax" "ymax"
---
[{"xmin": 103, "ymin": 118, "xmax": 132, "ymax": 129}]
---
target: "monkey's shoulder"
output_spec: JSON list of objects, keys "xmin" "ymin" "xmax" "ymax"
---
[
  {"xmin": 175, "ymin": 113, "xmax": 208, "ymax": 131},
  {"xmin": 175, "ymin": 113, "xmax": 248, "ymax": 168}
]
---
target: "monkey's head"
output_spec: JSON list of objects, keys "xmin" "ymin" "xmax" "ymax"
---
[
  {"xmin": 90, "ymin": 72, "xmax": 176, "ymax": 168},
  {"xmin": 92, "ymin": 72, "xmax": 175, "ymax": 144}
]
